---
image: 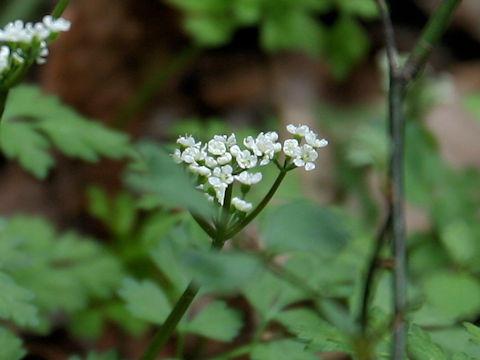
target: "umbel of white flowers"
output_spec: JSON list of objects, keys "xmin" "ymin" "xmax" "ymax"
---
[
  {"xmin": 0, "ymin": 16, "xmax": 71, "ymax": 76},
  {"xmin": 173, "ymin": 124, "xmax": 328, "ymax": 213}
]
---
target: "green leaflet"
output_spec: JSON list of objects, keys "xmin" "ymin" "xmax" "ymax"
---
[
  {"xmin": 0, "ymin": 327, "xmax": 26, "ymax": 360},
  {"xmin": 0, "ymin": 84, "xmax": 130, "ymax": 178}
]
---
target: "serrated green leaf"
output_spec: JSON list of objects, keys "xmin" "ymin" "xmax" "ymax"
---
[
  {"xmin": 275, "ymin": 308, "xmax": 351, "ymax": 353},
  {"xmin": 1, "ymin": 84, "xmax": 130, "ymax": 177},
  {"xmin": 326, "ymin": 15, "xmax": 369, "ymax": 80},
  {"xmin": 182, "ymin": 301, "xmax": 242, "ymax": 341},
  {"xmin": 251, "ymin": 339, "xmax": 318, "ymax": 360},
  {"xmin": 0, "ymin": 120, "xmax": 54, "ymax": 178},
  {"xmin": 118, "ymin": 277, "xmax": 171, "ymax": 324},
  {"xmin": 0, "ymin": 326, "xmax": 26, "ymax": 360},
  {"xmin": 422, "ymin": 272, "xmax": 480, "ymax": 320},
  {"xmin": 262, "ymin": 201, "xmax": 349, "ymax": 255},
  {"xmin": 0, "ymin": 272, "xmax": 38, "ymax": 327},
  {"xmin": 407, "ymin": 324, "xmax": 448, "ymax": 360},
  {"xmin": 243, "ymin": 271, "xmax": 305, "ymax": 319}
]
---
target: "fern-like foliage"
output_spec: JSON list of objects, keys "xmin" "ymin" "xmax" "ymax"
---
[{"xmin": 0, "ymin": 84, "xmax": 130, "ymax": 178}]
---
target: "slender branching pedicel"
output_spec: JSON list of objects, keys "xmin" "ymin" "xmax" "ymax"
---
[{"xmin": 140, "ymin": 124, "xmax": 328, "ymax": 360}]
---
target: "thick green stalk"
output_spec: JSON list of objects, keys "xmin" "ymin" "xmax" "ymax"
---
[
  {"xmin": 51, "ymin": 0, "xmax": 71, "ymax": 18},
  {"xmin": 140, "ymin": 280, "xmax": 199, "ymax": 360},
  {"xmin": 403, "ymin": 0, "xmax": 461, "ymax": 81},
  {"xmin": 0, "ymin": 91, "xmax": 8, "ymax": 123}
]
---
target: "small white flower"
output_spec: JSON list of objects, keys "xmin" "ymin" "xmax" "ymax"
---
[
  {"xmin": 209, "ymin": 165, "xmax": 234, "ymax": 187},
  {"xmin": 177, "ymin": 135, "xmax": 199, "ymax": 148},
  {"xmin": 226, "ymin": 134, "xmax": 237, "ymax": 148},
  {"xmin": 234, "ymin": 149, "xmax": 258, "ymax": 169},
  {"xmin": 205, "ymin": 156, "xmax": 218, "ymax": 168},
  {"xmin": 0, "ymin": 46, "xmax": 10, "ymax": 73},
  {"xmin": 208, "ymin": 138, "xmax": 227, "ymax": 155},
  {"xmin": 213, "ymin": 183, "xmax": 228, "ymax": 205},
  {"xmin": 293, "ymin": 144, "xmax": 318, "ymax": 171},
  {"xmin": 217, "ymin": 152, "xmax": 232, "ymax": 165},
  {"xmin": 172, "ymin": 148, "xmax": 182, "ymax": 163},
  {"xmin": 305, "ymin": 132, "xmax": 328, "ymax": 148},
  {"xmin": 232, "ymin": 197, "xmax": 253, "ymax": 212},
  {"xmin": 42, "ymin": 15, "xmax": 71, "ymax": 32},
  {"xmin": 283, "ymin": 139, "xmax": 301, "ymax": 157},
  {"xmin": 181, "ymin": 146, "xmax": 202, "ymax": 164},
  {"xmin": 286, "ymin": 124, "xmax": 310, "ymax": 137},
  {"xmin": 189, "ymin": 164, "xmax": 211, "ymax": 177},
  {"xmin": 234, "ymin": 171, "xmax": 262, "ymax": 185},
  {"xmin": 255, "ymin": 131, "xmax": 282, "ymax": 164}
]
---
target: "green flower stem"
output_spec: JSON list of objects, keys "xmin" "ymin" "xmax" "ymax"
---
[
  {"xmin": 225, "ymin": 169, "xmax": 286, "ymax": 239},
  {"xmin": 403, "ymin": 0, "xmax": 461, "ymax": 81},
  {"xmin": 140, "ymin": 280, "xmax": 199, "ymax": 360},
  {"xmin": 140, "ymin": 218, "xmax": 226, "ymax": 360},
  {"xmin": 51, "ymin": 0, "xmax": 71, "ymax": 18},
  {"xmin": 0, "ymin": 90, "xmax": 8, "ymax": 123},
  {"xmin": 191, "ymin": 212, "xmax": 216, "ymax": 238}
]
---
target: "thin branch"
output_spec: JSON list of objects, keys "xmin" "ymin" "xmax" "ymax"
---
[
  {"xmin": 51, "ymin": 0, "xmax": 71, "ymax": 18},
  {"xmin": 403, "ymin": 0, "xmax": 462, "ymax": 81},
  {"xmin": 191, "ymin": 212, "xmax": 216, "ymax": 238},
  {"xmin": 374, "ymin": 0, "xmax": 400, "ymax": 74},
  {"xmin": 359, "ymin": 210, "xmax": 392, "ymax": 333}
]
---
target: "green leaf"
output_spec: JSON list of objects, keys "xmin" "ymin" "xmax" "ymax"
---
[
  {"xmin": 182, "ymin": 301, "xmax": 242, "ymax": 341},
  {"xmin": 1, "ymin": 84, "xmax": 130, "ymax": 178},
  {"xmin": 243, "ymin": 271, "xmax": 306, "ymax": 319},
  {"xmin": 439, "ymin": 221, "xmax": 477, "ymax": 265},
  {"xmin": 251, "ymin": 339, "xmax": 318, "ymax": 360},
  {"xmin": 325, "ymin": 15, "xmax": 369, "ymax": 80},
  {"xmin": 262, "ymin": 201, "xmax": 349, "ymax": 254},
  {"xmin": 3, "ymin": 216, "xmax": 122, "ymax": 314},
  {"xmin": 407, "ymin": 324, "xmax": 448, "ymax": 360},
  {"xmin": 464, "ymin": 322, "xmax": 480, "ymax": 345},
  {"xmin": 334, "ymin": 0, "xmax": 378, "ymax": 18},
  {"xmin": 118, "ymin": 277, "xmax": 171, "ymax": 324},
  {"xmin": 422, "ymin": 271, "xmax": 480, "ymax": 320},
  {"xmin": 275, "ymin": 308, "xmax": 351, "ymax": 353},
  {"xmin": 184, "ymin": 15, "xmax": 235, "ymax": 46},
  {"xmin": 0, "ymin": 272, "xmax": 38, "ymax": 327},
  {"xmin": 463, "ymin": 93, "xmax": 480, "ymax": 125},
  {"xmin": 261, "ymin": 9, "xmax": 324, "ymax": 55},
  {"xmin": 111, "ymin": 192, "xmax": 137, "ymax": 237},
  {"xmin": 126, "ymin": 141, "xmax": 214, "ymax": 217},
  {"xmin": 0, "ymin": 327, "xmax": 25, "ymax": 360},
  {"xmin": 452, "ymin": 353, "xmax": 478, "ymax": 360},
  {"xmin": 70, "ymin": 309, "xmax": 103, "ymax": 339},
  {"xmin": 0, "ymin": 120, "xmax": 54, "ymax": 178},
  {"xmin": 180, "ymin": 248, "xmax": 261, "ymax": 293},
  {"xmin": 86, "ymin": 185, "xmax": 111, "ymax": 223},
  {"xmin": 233, "ymin": 0, "xmax": 261, "ymax": 24}
]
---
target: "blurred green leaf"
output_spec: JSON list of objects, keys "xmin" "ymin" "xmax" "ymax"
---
[
  {"xmin": 262, "ymin": 201, "xmax": 349, "ymax": 254},
  {"xmin": 0, "ymin": 326, "xmax": 25, "ymax": 360},
  {"xmin": 275, "ymin": 308, "xmax": 351, "ymax": 353},
  {"xmin": 0, "ymin": 272, "xmax": 38, "ymax": 327},
  {"xmin": 182, "ymin": 300, "xmax": 243, "ymax": 341},
  {"xmin": 261, "ymin": 9, "xmax": 324, "ymax": 55},
  {"xmin": 407, "ymin": 324, "xmax": 448, "ymax": 360},
  {"xmin": 440, "ymin": 221, "xmax": 477, "ymax": 265},
  {"xmin": 422, "ymin": 271, "xmax": 480, "ymax": 320},
  {"xmin": 251, "ymin": 339, "xmax": 318, "ymax": 360},
  {"xmin": 243, "ymin": 270, "xmax": 306, "ymax": 320},
  {"xmin": 118, "ymin": 277, "xmax": 171, "ymax": 325},
  {"xmin": 86, "ymin": 186, "xmax": 111, "ymax": 224},
  {"xmin": 180, "ymin": 248, "xmax": 261, "ymax": 293},
  {"xmin": 334, "ymin": 0, "xmax": 378, "ymax": 18},
  {"xmin": 464, "ymin": 322, "xmax": 480, "ymax": 345},
  {"xmin": 463, "ymin": 93, "xmax": 480, "ymax": 125},
  {"xmin": 326, "ymin": 15, "xmax": 369, "ymax": 80},
  {"xmin": 126, "ymin": 141, "xmax": 214, "ymax": 217},
  {"xmin": 0, "ymin": 121, "xmax": 54, "ymax": 178},
  {"xmin": 0, "ymin": 85, "xmax": 130, "ymax": 178},
  {"xmin": 233, "ymin": 0, "xmax": 261, "ymax": 24},
  {"xmin": 184, "ymin": 15, "xmax": 235, "ymax": 46}
]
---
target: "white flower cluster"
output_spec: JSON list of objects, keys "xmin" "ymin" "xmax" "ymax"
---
[
  {"xmin": 173, "ymin": 124, "xmax": 328, "ymax": 212},
  {"xmin": 0, "ymin": 16, "xmax": 71, "ymax": 75}
]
